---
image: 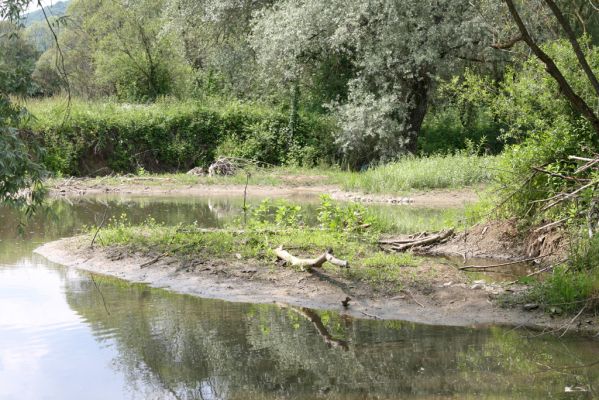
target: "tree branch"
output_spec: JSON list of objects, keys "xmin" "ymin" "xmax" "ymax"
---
[
  {"xmin": 491, "ymin": 34, "xmax": 523, "ymax": 49},
  {"xmin": 543, "ymin": 0, "xmax": 599, "ymax": 98},
  {"xmin": 504, "ymin": 0, "xmax": 599, "ymax": 135}
]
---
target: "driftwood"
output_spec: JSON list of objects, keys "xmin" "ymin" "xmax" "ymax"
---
[
  {"xmin": 379, "ymin": 229, "xmax": 454, "ymax": 252},
  {"xmin": 275, "ymin": 246, "xmax": 349, "ymax": 270}
]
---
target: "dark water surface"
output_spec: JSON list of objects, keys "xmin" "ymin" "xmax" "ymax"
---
[{"xmin": 0, "ymin": 195, "xmax": 598, "ymax": 399}]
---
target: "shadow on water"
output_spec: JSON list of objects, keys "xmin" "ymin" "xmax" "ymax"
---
[{"xmin": 1, "ymin": 196, "xmax": 598, "ymax": 399}]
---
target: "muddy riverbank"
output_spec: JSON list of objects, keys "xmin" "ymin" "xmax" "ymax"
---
[{"xmin": 35, "ymin": 236, "xmax": 596, "ymax": 333}]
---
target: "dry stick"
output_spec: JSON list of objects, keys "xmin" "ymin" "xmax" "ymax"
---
[
  {"xmin": 401, "ymin": 288, "xmax": 424, "ymax": 308},
  {"xmin": 542, "ymin": 179, "xmax": 599, "ymax": 211},
  {"xmin": 90, "ymin": 207, "xmax": 109, "ymax": 249},
  {"xmin": 533, "ymin": 216, "xmax": 572, "ymax": 233},
  {"xmin": 360, "ymin": 310, "xmax": 382, "ymax": 319},
  {"xmin": 140, "ymin": 242, "xmax": 197, "ymax": 269},
  {"xmin": 568, "ymin": 155, "xmax": 596, "ymax": 162},
  {"xmin": 532, "ymin": 166, "xmax": 588, "ymax": 182},
  {"xmin": 574, "ymin": 158, "xmax": 599, "ymax": 174},
  {"xmin": 535, "ymin": 359, "xmax": 599, "ymax": 373},
  {"xmin": 505, "ymin": 265, "xmax": 553, "ymax": 285},
  {"xmin": 459, "ymin": 254, "xmax": 552, "ymax": 271},
  {"xmin": 242, "ymin": 171, "xmax": 250, "ymax": 226},
  {"xmin": 275, "ymin": 246, "xmax": 349, "ymax": 270}
]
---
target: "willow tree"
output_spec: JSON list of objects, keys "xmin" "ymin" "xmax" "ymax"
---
[{"xmin": 251, "ymin": 0, "xmax": 485, "ymax": 167}]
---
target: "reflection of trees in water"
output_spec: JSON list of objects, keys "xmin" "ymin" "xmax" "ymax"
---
[{"xmin": 64, "ymin": 275, "xmax": 599, "ymax": 399}]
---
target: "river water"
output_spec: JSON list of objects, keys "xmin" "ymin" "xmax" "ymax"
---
[{"xmin": 0, "ymin": 195, "xmax": 598, "ymax": 399}]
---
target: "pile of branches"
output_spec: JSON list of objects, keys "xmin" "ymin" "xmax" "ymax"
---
[
  {"xmin": 208, "ymin": 157, "xmax": 238, "ymax": 177},
  {"xmin": 378, "ymin": 229, "xmax": 454, "ymax": 253},
  {"xmin": 531, "ymin": 155, "xmax": 599, "ymax": 238}
]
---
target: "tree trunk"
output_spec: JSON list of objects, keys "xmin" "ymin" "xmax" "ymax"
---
[{"xmin": 404, "ymin": 77, "xmax": 430, "ymax": 154}]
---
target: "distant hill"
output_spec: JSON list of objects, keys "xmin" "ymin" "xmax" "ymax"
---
[{"xmin": 22, "ymin": 1, "xmax": 70, "ymax": 27}]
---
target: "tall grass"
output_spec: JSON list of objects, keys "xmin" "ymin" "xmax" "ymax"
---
[{"xmin": 338, "ymin": 154, "xmax": 497, "ymax": 193}]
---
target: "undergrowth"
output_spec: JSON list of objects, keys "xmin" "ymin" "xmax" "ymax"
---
[{"xmin": 525, "ymin": 236, "xmax": 599, "ymax": 313}]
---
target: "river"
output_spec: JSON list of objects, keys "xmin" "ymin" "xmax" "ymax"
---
[{"xmin": 0, "ymin": 195, "xmax": 597, "ymax": 399}]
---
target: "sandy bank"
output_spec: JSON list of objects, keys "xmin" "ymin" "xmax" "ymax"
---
[{"xmin": 34, "ymin": 236, "xmax": 594, "ymax": 333}]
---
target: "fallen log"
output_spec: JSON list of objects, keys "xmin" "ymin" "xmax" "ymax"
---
[
  {"xmin": 379, "ymin": 229, "xmax": 454, "ymax": 252},
  {"xmin": 275, "ymin": 246, "xmax": 349, "ymax": 270}
]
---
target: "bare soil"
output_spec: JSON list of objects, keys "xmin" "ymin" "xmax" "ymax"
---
[
  {"xmin": 426, "ymin": 219, "xmax": 568, "ymax": 262},
  {"xmin": 48, "ymin": 177, "xmax": 479, "ymax": 208},
  {"xmin": 35, "ymin": 236, "xmax": 596, "ymax": 333}
]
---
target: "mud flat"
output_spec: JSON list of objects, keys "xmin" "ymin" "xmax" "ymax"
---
[{"xmin": 35, "ymin": 236, "xmax": 593, "ymax": 333}]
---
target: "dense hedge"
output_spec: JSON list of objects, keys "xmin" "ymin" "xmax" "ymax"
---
[{"xmin": 22, "ymin": 98, "xmax": 337, "ymax": 175}]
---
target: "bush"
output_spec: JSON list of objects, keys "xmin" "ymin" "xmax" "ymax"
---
[
  {"xmin": 419, "ymin": 107, "xmax": 503, "ymax": 155},
  {"xmin": 22, "ymin": 97, "xmax": 336, "ymax": 175},
  {"xmin": 452, "ymin": 39, "xmax": 599, "ymax": 223}
]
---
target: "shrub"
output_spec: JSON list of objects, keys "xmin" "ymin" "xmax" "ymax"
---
[
  {"xmin": 451, "ymin": 39, "xmax": 599, "ymax": 223},
  {"xmin": 22, "ymin": 97, "xmax": 336, "ymax": 175}
]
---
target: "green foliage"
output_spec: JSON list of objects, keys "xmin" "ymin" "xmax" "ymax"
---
[
  {"xmin": 92, "ymin": 196, "xmax": 422, "ymax": 292},
  {"xmin": 450, "ymin": 39, "xmax": 599, "ymax": 223},
  {"xmin": 0, "ymin": 96, "xmax": 46, "ymax": 209},
  {"xmin": 0, "ymin": 21, "xmax": 39, "ymax": 96},
  {"xmin": 249, "ymin": 199, "xmax": 304, "ymax": 228},
  {"xmin": 251, "ymin": 0, "xmax": 487, "ymax": 166},
  {"xmin": 34, "ymin": 0, "xmax": 193, "ymax": 101},
  {"xmin": 316, "ymin": 195, "xmax": 373, "ymax": 232},
  {"xmin": 23, "ymin": 97, "xmax": 336, "ymax": 175},
  {"xmin": 524, "ymin": 236, "xmax": 599, "ymax": 313},
  {"xmin": 339, "ymin": 153, "xmax": 497, "ymax": 193},
  {"xmin": 249, "ymin": 196, "xmax": 374, "ymax": 233},
  {"xmin": 419, "ymin": 100, "xmax": 503, "ymax": 155}
]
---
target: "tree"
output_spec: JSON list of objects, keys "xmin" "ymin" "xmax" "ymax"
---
[
  {"xmin": 251, "ymin": 0, "xmax": 486, "ymax": 167},
  {"xmin": 503, "ymin": 0, "xmax": 599, "ymax": 134},
  {"xmin": 162, "ymin": 0, "xmax": 273, "ymax": 97},
  {"xmin": 0, "ymin": 21, "xmax": 39, "ymax": 96},
  {"xmin": 35, "ymin": 0, "xmax": 191, "ymax": 101},
  {"xmin": 0, "ymin": 0, "xmax": 46, "ymax": 208}
]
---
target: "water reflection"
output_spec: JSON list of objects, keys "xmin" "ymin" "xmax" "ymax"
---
[{"xmin": 61, "ymin": 272, "xmax": 599, "ymax": 399}]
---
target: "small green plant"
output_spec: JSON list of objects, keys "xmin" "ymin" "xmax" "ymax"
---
[
  {"xmin": 249, "ymin": 199, "xmax": 305, "ymax": 228},
  {"xmin": 317, "ymin": 195, "xmax": 373, "ymax": 232}
]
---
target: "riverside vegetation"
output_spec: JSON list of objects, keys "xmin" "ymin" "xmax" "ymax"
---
[{"xmin": 91, "ymin": 197, "xmax": 424, "ymax": 292}]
